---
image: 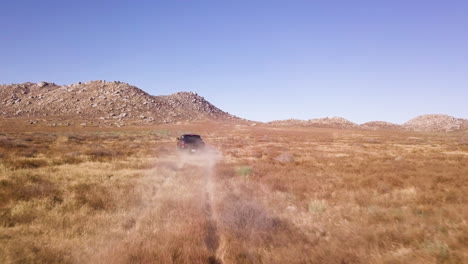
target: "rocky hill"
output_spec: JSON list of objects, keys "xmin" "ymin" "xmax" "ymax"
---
[
  {"xmin": 269, "ymin": 117, "xmax": 358, "ymax": 129},
  {"xmin": 403, "ymin": 114, "xmax": 468, "ymax": 132},
  {"xmin": 0, "ymin": 81, "xmax": 238, "ymax": 124},
  {"xmin": 267, "ymin": 119, "xmax": 309, "ymax": 126},
  {"xmin": 360, "ymin": 121, "xmax": 402, "ymax": 130},
  {"xmin": 308, "ymin": 117, "xmax": 358, "ymax": 129},
  {"xmin": 269, "ymin": 115, "xmax": 467, "ymax": 132}
]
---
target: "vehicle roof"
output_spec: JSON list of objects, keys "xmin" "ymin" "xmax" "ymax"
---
[{"xmin": 182, "ymin": 134, "xmax": 201, "ymax": 137}]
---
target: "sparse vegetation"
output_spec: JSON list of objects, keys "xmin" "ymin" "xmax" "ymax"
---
[
  {"xmin": 0, "ymin": 120, "xmax": 466, "ymax": 263},
  {"xmin": 236, "ymin": 166, "xmax": 252, "ymax": 177}
]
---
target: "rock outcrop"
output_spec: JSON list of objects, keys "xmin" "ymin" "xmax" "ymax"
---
[
  {"xmin": 403, "ymin": 114, "xmax": 468, "ymax": 132},
  {"xmin": 307, "ymin": 117, "xmax": 358, "ymax": 129},
  {"xmin": 269, "ymin": 115, "xmax": 467, "ymax": 132},
  {"xmin": 360, "ymin": 121, "xmax": 402, "ymax": 130},
  {"xmin": 0, "ymin": 81, "xmax": 238, "ymax": 123},
  {"xmin": 269, "ymin": 117, "xmax": 358, "ymax": 129}
]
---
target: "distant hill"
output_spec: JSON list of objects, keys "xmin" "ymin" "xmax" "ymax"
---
[
  {"xmin": 269, "ymin": 116, "xmax": 358, "ymax": 129},
  {"xmin": 403, "ymin": 114, "xmax": 468, "ymax": 132},
  {"xmin": 269, "ymin": 115, "xmax": 467, "ymax": 132},
  {"xmin": 360, "ymin": 121, "xmax": 402, "ymax": 130},
  {"xmin": 308, "ymin": 117, "xmax": 359, "ymax": 129},
  {"xmin": 267, "ymin": 119, "xmax": 309, "ymax": 126},
  {"xmin": 1, "ymin": 82, "xmax": 466, "ymax": 131},
  {"xmin": 0, "ymin": 81, "xmax": 238, "ymax": 124}
]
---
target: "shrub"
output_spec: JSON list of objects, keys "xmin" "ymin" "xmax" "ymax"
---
[
  {"xmin": 17, "ymin": 148, "xmax": 40, "ymax": 158},
  {"xmin": 6, "ymin": 158, "xmax": 48, "ymax": 169},
  {"xmin": 86, "ymin": 149, "xmax": 115, "ymax": 161},
  {"xmin": 0, "ymin": 173, "xmax": 61, "ymax": 206},
  {"xmin": 215, "ymin": 163, "xmax": 236, "ymax": 179},
  {"xmin": 0, "ymin": 137, "xmax": 28, "ymax": 148},
  {"xmin": 308, "ymin": 199, "xmax": 328, "ymax": 214},
  {"xmin": 52, "ymin": 152, "xmax": 84, "ymax": 165},
  {"xmin": 237, "ymin": 166, "xmax": 252, "ymax": 177},
  {"xmin": 72, "ymin": 183, "xmax": 115, "ymax": 211}
]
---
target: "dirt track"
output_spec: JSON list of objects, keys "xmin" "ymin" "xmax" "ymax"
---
[
  {"xmin": 86, "ymin": 148, "xmax": 314, "ymax": 263},
  {"xmin": 85, "ymin": 150, "xmax": 222, "ymax": 263}
]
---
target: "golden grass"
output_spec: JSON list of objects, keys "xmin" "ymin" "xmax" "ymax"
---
[{"xmin": 0, "ymin": 120, "xmax": 466, "ymax": 263}]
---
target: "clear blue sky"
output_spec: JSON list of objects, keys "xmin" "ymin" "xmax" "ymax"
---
[{"xmin": 1, "ymin": 0, "xmax": 467, "ymax": 124}]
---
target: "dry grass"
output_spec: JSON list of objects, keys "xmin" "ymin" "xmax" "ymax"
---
[{"xmin": 0, "ymin": 120, "xmax": 466, "ymax": 263}]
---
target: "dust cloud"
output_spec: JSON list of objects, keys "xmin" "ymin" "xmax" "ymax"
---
[
  {"xmin": 84, "ymin": 145, "xmax": 224, "ymax": 263},
  {"xmin": 85, "ymin": 144, "xmax": 310, "ymax": 264}
]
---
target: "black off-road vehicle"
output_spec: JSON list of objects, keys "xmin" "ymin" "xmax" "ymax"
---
[{"xmin": 176, "ymin": 134, "xmax": 205, "ymax": 152}]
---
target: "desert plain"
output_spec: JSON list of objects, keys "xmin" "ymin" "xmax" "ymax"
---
[{"xmin": 0, "ymin": 119, "xmax": 466, "ymax": 264}]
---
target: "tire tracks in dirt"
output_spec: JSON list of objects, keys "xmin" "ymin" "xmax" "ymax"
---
[
  {"xmin": 192, "ymin": 148, "xmax": 223, "ymax": 264},
  {"xmin": 88, "ymin": 149, "xmax": 315, "ymax": 263}
]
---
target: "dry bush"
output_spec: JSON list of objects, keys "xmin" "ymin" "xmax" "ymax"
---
[
  {"xmin": 4, "ymin": 158, "xmax": 48, "ymax": 169},
  {"xmin": 0, "ymin": 173, "xmax": 60, "ymax": 203},
  {"xmin": 16, "ymin": 148, "xmax": 40, "ymax": 158},
  {"xmin": 0, "ymin": 137, "xmax": 28, "ymax": 148},
  {"xmin": 215, "ymin": 162, "xmax": 236, "ymax": 179},
  {"xmin": 67, "ymin": 134, "xmax": 87, "ymax": 143},
  {"xmin": 214, "ymin": 184, "xmax": 315, "ymax": 263},
  {"xmin": 52, "ymin": 152, "xmax": 85, "ymax": 165},
  {"xmin": 72, "ymin": 183, "xmax": 116, "ymax": 211},
  {"xmin": 0, "ymin": 173, "xmax": 61, "ymax": 227},
  {"xmin": 1, "ymin": 239, "xmax": 73, "ymax": 264},
  {"xmin": 218, "ymin": 194, "xmax": 281, "ymax": 238},
  {"xmin": 111, "ymin": 159, "xmax": 158, "ymax": 170},
  {"xmin": 86, "ymin": 148, "xmax": 116, "ymax": 161}
]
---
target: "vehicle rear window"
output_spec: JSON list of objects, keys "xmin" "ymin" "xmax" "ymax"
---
[{"xmin": 182, "ymin": 135, "xmax": 201, "ymax": 143}]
